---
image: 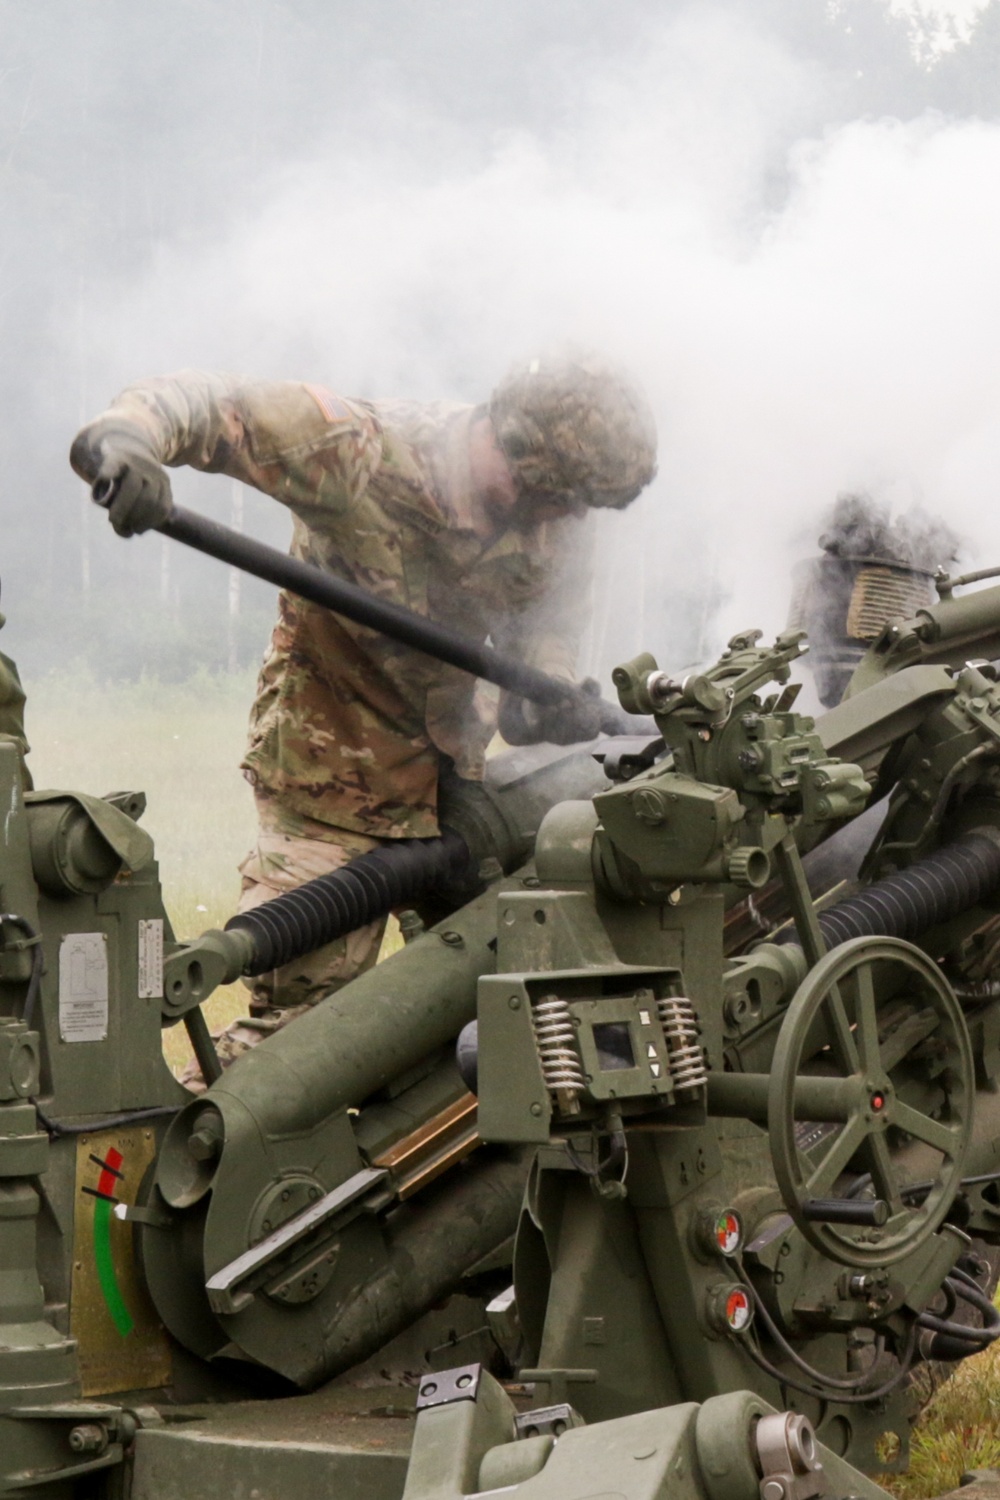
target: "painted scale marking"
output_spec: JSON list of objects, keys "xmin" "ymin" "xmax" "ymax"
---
[{"xmin": 85, "ymin": 1147, "xmax": 135, "ymax": 1338}]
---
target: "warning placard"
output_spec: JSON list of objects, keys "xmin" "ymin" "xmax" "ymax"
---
[{"xmin": 59, "ymin": 933, "xmax": 109, "ymax": 1042}]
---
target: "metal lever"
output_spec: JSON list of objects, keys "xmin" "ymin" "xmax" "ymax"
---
[{"xmin": 800, "ymin": 1197, "xmax": 890, "ymax": 1227}]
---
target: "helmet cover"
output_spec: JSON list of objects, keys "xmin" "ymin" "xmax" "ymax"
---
[{"xmin": 488, "ymin": 351, "xmax": 658, "ymax": 509}]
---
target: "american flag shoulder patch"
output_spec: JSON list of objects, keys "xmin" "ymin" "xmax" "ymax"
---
[{"xmin": 304, "ymin": 384, "xmax": 354, "ymax": 423}]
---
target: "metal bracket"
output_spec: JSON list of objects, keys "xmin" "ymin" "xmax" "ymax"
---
[
  {"xmin": 756, "ymin": 1412, "xmax": 831, "ymax": 1500},
  {"xmin": 514, "ymin": 1403, "xmax": 584, "ymax": 1439},
  {"xmin": 205, "ymin": 1166, "xmax": 387, "ymax": 1315},
  {"xmin": 415, "ymin": 1363, "xmax": 481, "ymax": 1410},
  {"xmin": 593, "ymin": 735, "xmax": 665, "ymax": 783}
]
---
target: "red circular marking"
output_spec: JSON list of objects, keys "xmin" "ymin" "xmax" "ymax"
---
[
  {"xmin": 715, "ymin": 1212, "xmax": 741, "ymax": 1254},
  {"xmin": 726, "ymin": 1288, "xmax": 751, "ymax": 1330},
  {"xmin": 870, "ymin": 1092, "xmax": 885, "ymax": 1111}
]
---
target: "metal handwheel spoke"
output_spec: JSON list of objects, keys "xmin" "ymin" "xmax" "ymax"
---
[
  {"xmin": 768, "ymin": 935, "xmax": 973, "ymax": 1269},
  {"xmin": 806, "ymin": 1115, "xmax": 868, "ymax": 1197},
  {"xmin": 892, "ymin": 1099, "xmax": 962, "ymax": 1158},
  {"xmin": 852, "ymin": 962, "xmax": 881, "ymax": 1074},
  {"xmin": 825, "ymin": 985, "xmax": 860, "ymax": 1073},
  {"xmin": 863, "ymin": 1130, "xmax": 904, "ymax": 1214}
]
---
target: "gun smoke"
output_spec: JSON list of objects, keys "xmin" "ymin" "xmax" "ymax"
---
[
  {"xmin": 3, "ymin": 1, "xmax": 1000, "ymax": 694},
  {"xmin": 790, "ymin": 492, "xmax": 962, "ymax": 706}
]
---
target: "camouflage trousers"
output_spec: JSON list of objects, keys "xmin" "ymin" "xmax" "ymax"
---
[{"xmin": 181, "ymin": 797, "xmax": 387, "ymax": 1090}]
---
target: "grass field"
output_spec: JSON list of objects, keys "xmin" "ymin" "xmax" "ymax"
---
[
  {"xmin": 26, "ymin": 669, "xmax": 401, "ymax": 1073},
  {"xmin": 27, "ymin": 669, "xmax": 260, "ymax": 1072},
  {"xmin": 887, "ymin": 1346, "xmax": 1000, "ymax": 1499},
  {"xmin": 22, "ymin": 672, "xmax": 1000, "ymax": 1493}
]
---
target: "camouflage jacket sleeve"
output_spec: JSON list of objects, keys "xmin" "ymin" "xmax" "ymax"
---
[
  {"xmin": 0, "ymin": 650, "xmax": 31, "ymax": 789},
  {"xmin": 70, "ymin": 371, "xmax": 383, "ymax": 521},
  {"xmin": 495, "ymin": 514, "xmax": 595, "ymax": 684}
]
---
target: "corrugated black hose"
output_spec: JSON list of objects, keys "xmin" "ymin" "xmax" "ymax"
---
[
  {"xmin": 788, "ymin": 828, "xmax": 1000, "ymax": 950},
  {"xmin": 224, "ymin": 827, "xmax": 473, "ymax": 976}
]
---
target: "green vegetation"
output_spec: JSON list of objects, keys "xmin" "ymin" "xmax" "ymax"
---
[
  {"xmin": 886, "ymin": 1345, "xmax": 1000, "ymax": 1499},
  {"xmin": 28, "ymin": 667, "xmax": 258, "ymax": 934},
  {"xmin": 27, "ymin": 669, "xmax": 258, "ymax": 1071}
]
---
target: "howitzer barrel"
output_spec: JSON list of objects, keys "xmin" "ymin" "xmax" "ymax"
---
[
  {"xmin": 145, "ymin": 502, "xmax": 634, "ymax": 733},
  {"xmin": 161, "ymin": 880, "xmax": 500, "ymax": 1182},
  {"xmin": 848, "ymin": 580, "xmax": 1000, "ymax": 694},
  {"xmin": 294, "ymin": 1149, "xmax": 527, "ymax": 1384}
]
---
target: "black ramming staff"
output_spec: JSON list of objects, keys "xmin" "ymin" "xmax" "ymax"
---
[{"xmin": 92, "ymin": 491, "xmax": 635, "ymax": 734}]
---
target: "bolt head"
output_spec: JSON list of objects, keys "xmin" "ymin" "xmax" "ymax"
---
[{"xmin": 188, "ymin": 1128, "xmax": 220, "ymax": 1162}]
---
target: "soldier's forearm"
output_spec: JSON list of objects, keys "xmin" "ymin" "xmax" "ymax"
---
[{"xmin": 72, "ymin": 371, "xmax": 249, "ymax": 479}]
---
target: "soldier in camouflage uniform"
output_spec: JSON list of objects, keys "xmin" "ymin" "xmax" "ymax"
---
[
  {"xmin": 0, "ymin": 638, "xmax": 31, "ymax": 791},
  {"xmin": 70, "ymin": 352, "xmax": 658, "ymax": 1081}
]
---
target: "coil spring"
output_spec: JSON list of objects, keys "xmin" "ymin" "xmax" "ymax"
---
[
  {"xmin": 657, "ymin": 995, "xmax": 707, "ymax": 1092},
  {"xmin": 531, "ymin": 996, "xmax": 586, "ymax": 1108}
]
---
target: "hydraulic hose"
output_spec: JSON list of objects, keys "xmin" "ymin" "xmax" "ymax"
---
[
  {"xmin": 917, "ymin": 1268, "xmax": 1000, "ymax": 1362},
  {"xmin": 225, "ymin": 827, "xmax": 473, "ymax": 975},
  {"xmin": 795, "ymin": 828, "xmax": 1000, "ymax": 951}
]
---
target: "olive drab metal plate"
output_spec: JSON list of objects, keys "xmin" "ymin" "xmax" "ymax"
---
[{"xmin": 70, "ymin": 1126, "xmax": 171, "ymax": 1396}]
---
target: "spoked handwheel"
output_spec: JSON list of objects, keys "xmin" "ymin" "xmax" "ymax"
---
[{"xmin": 768, "ymin": 936, "xmax": 974, "ymax": 1268}]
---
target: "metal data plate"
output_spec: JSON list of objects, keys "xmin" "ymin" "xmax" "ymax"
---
[{"xmin": 70, "ymin": 1126, "xmax": 172, "ymax": 1397}]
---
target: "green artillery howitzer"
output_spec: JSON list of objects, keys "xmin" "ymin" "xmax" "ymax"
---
[{"xmin": 6, "ymin": 506, "xmax": 1000, "ymax": 1500}]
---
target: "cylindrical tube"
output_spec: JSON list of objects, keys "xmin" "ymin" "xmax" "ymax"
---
[
  {"xmin": 299, "ymin": 1150, "xmax": 527, "ymax": 1385},
  {"xmin": 815, "ymin": 828, "xmax": 1000, "ymax": 949},
  {"xmin": 801, "ymin": 1197, "xmax": 889, "ymax": 1227},
  {"xmin": 202, "ymin": 882, "xmax": 501, "ymax": 1141},
  {"xmin": 226, "ymin": 828, "xmax": 472, "ymax": 975}
]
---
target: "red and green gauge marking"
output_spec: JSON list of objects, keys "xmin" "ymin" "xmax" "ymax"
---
[{"xmin": 82, "ymin": 1148, "xmax": 135, "ymax": 1337}]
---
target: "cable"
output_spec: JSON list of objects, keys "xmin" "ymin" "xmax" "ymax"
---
[
  {"xmin": 949, "ymin": 1268, "xmax": 1000, "ymax": 1330},
  {"xmin": 566, "ymin": 1130, "xmax": 628, "ymax": 1189},
  {"xmin": 737, "ymin": 1303, "xmax": 919, "ymax": 1406},
  {"xmin": 916, "ymin": 1312, "xmax": 991, "ymax": 1346},
  {"xmin": 915, "ymin": 1272, "xmax": 1000, "ymax": 1360},
  {"xmin": 34, "ymin": 1103, "xmax": 181, "ymax": 1137},
  {"xmin": 737, "ymin": 1266, "xmax": 888, "ymax": 1391}
]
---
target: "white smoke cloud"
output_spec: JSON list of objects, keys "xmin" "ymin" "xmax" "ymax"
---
[{"xmin": 73, "ymin": 3, "xmax": 1000, "ymax": 684}]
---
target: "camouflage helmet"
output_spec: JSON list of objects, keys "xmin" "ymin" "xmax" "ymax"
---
[{"xmin": 487, "ymin": 351, "xmax": 658, "ymax": 509}]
